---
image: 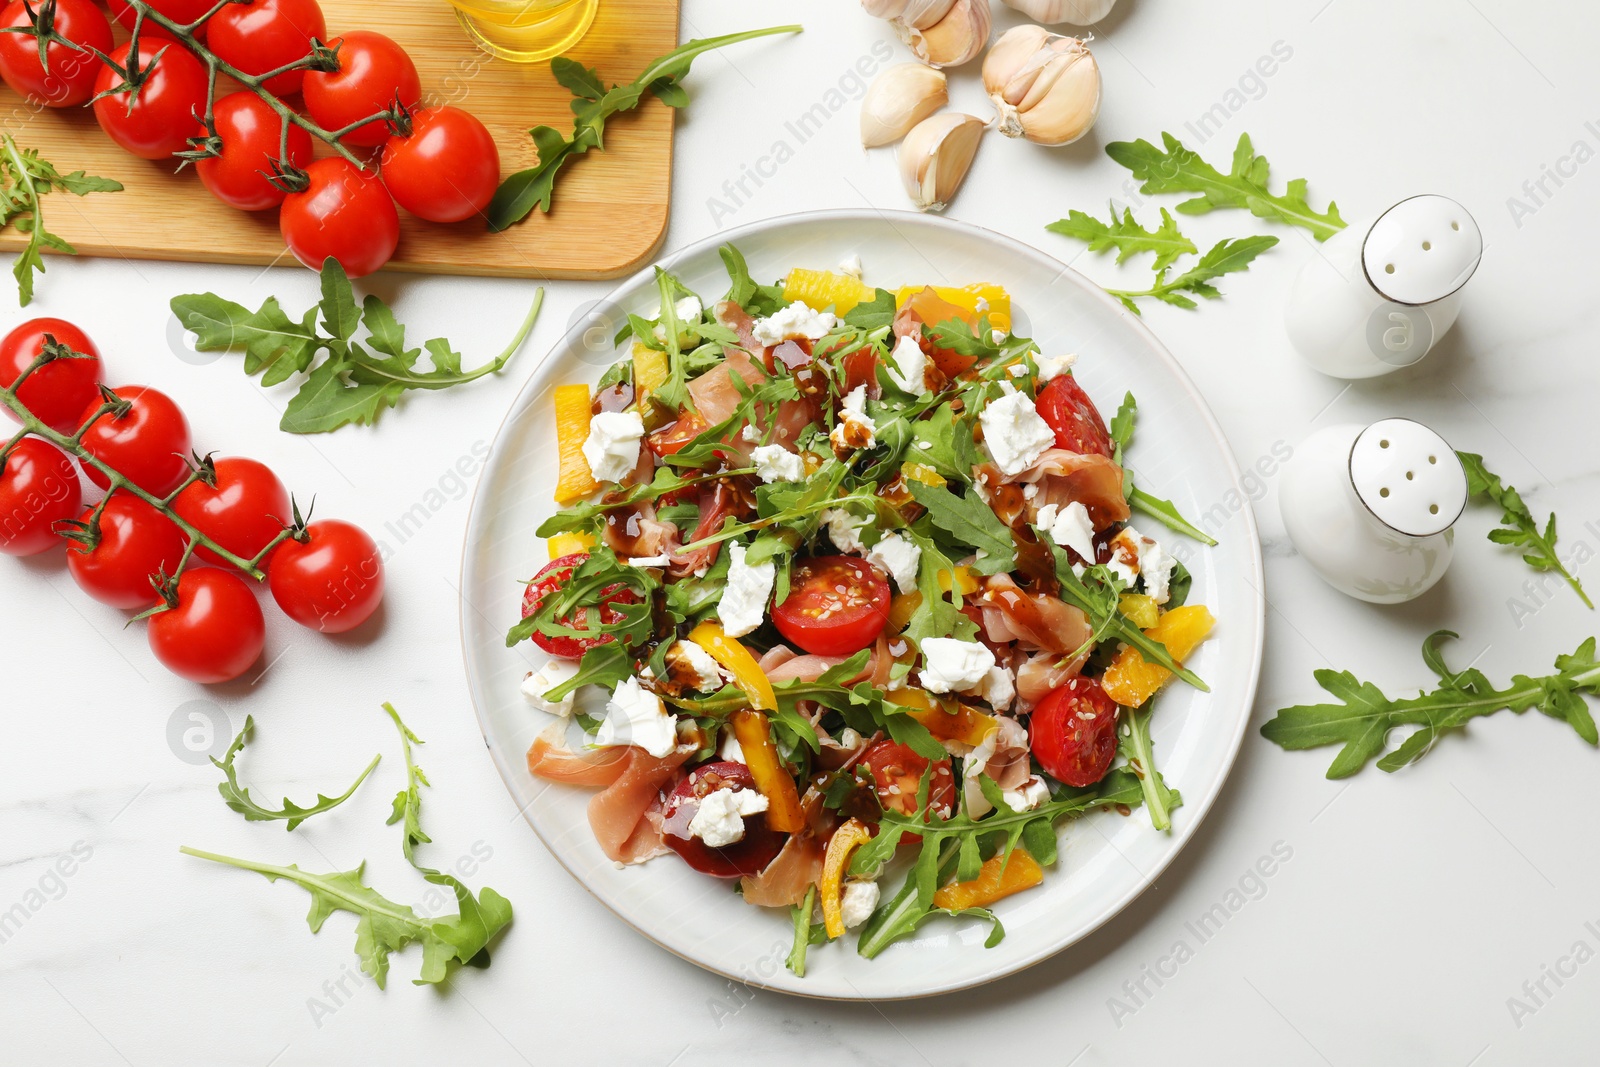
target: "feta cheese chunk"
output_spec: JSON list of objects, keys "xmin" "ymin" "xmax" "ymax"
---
[
  {"xmin": 1033, "ymin": 500, "xmax": 1096, "ymax": 564},
  {"xmin": 718, "ymin": 726, "xmax": 746, "ymax": 764},
  {"xmin": 1137, "ymin": 530, "xmax": 1177, "ymax": 604},
  {"xmin": 740, "ymin": 423, "xmax": 760, "ymax": 443},
  {"xmin": 675, "ymin": 639, "xmax": 725, "ymax": 692},
  {"xmin": 688, "ymin": 787, "xmax": 769, "ymax": 848},
  {"xmin": 830, "ymin": 385, "xmax": 877, "ymax": 452},
  {"xmin": 752, "ymin": 444, "xmax": 805, "ymax": 484},
  {"xmin": 840, "ymin": 880, "xmax": 880, "ymax": 928},
  {"xmin": 627, "ymin": 554, "xmax": 672, "ymax": 567},
  {"xmin": 1106, "ymin": 528, "xmax": 1143, "ymax": 588},
  {"xmin": 753, "ymin": 301, "xmax": 837, "ymax": 346},
  {"xmin": 918, "ymin": 637, "xmax": 996, "ymax": 694},
  {"xmin": 990, "ymin": 328, "xmax": 1008, "ymax": 346},
  {"xmin": 866, "ymin": 532, "xmax": 921, "ymax": 594},
  {"xmin": 674, "ymin": 295, "xmax": 702, "ymax": 322},
  {"xmin": 822, "ymin": 507, "xmax": 868, "ymax": 554},
  {"xmin": 1002, "ymin": 775, "xmax": 1051, "ymax": 812},
  {"xmin": 521, "ymin": 659, "xmax": 581, "ymax": 717},
  {"xmin": 718, "ymin": 543, "xmax": 775, "ymax": 638},
  {"xmin": 979, "ymin": 387, "xmax": 1054, "ymax": 476},
  {"xmin": 1035, "ymin": 353, "xmax": 1077, "ymax": 382},
  {"xmin": 886, "ymin": 333, "xmax": 927, "ymax": 395},
  {"xmin": 838, "ymin": 253, "xmax": 864, "ymax": 280},
  {"xmin": 974, "ymin": 665, "xmax": 1015, "ymax": 712},
  {"xmin": 581, "ymin": 410, "xmax": 644, "ymax": 484},
  {"xmin": 594, "ymin": 676, "xmax": 677, "ymax": 757}
]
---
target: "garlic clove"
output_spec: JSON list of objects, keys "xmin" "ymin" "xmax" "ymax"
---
[
  {"xmin": 899, "ymin": 111, "xmax": 986, "ymax": 212},
  {"xmin": 896, "ymin": 0, "xmax": 960, "ymax": 29},
  {"xmin": 901, "ymin": 0, "xmax": 991, "ymax": 68},
  {"xmin": 860, "ymin": 63, "xmax": 949, "ymax": 148},
  {"xmin": 860, "ymin": 0, "xmax": 911, "ymax": 19},
  {"xmin": 983, "ymin": 27, "xmax": 1101, "ymax": 146},
  {"xmin": 1001, "ymin": 0, "xmax": 1119, "ymax": 24}
]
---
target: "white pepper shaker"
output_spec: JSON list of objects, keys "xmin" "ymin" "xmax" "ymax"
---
[
  {"xmin": 1279, "ymin": 418, "xmax": 1468, "ymax": 604},
  {"xmin": 1285, "ymin": 195, "xmax": 1482, "ymax": 378}
]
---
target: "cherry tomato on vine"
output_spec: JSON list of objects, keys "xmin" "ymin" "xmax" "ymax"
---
[
  {"xmin": 302, "ymin": 31, "xmax": 420, "ymax": 148},
  {"xmin": 279, "ymin": 157, "xmax": 399, "ymax": 278},
  {"xmin": 195, "ymin": 92, "xmax": 313, "ymax": 212},
  {"xmin": 65, "ymin": 492, "xmax": 187, "ymax": 609},
  {"xmin": 0, "ymin": 437, "xmax": 80, "ymax": 556},
  {"xmin": 860, "ymin": 739, "xmax": 955, "ymax": 837},
  {"xmin": 380, "ymin": 106, "xmax": 501, "ymax": 224},
  {"xmin": 268, "ymin": 519, "xmax": 384, "ymax": 633},
  {"xmin": 1029, "ymin": 676, "xmax": 1120, "ymax": 788},
  {"xmin": 147, "ymin": 568, "xmax": 266, "ymax": 684},
  {"xmin": 520, "ymin": 551, "xmax": 640, "ymax": 659},
  {"xmin": 661, "ymin": 762, "xmax": 784, "ymax": 878},
  {"xmin": 92, "ymin": 41, "xmax": 209, "ymax": 161},
  {"xmin": 171, "ymin": 456, "xmax": 290, "ymax": 569},
  {"xmin": 772, "ymin": 556, "xmax": 891, "ymax": 657},
  {"xmin": 77, "ymin": 385, "xmax": 192, "ymax": 497},
  {"xmin": 1035, "ymin": 374, "xmax": 1113, "ymax": 458},
  {"xmin": 106, "ymin": 0, "xmax": 217, "ymax": 41},
  {"xmin": 0, "ymin": 0, "xmax": 112, "ymax": 107},
  {"xmin": 206, "ymin": 0, "xmax": 327, "ymax": 97},
  {"xmin": 0, "ymin": 318, "xmax": 104, "ymax": 434}
]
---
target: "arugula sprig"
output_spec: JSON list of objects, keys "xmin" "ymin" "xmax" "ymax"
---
[
  {"xmin": 907, "ymin": 481, "xmax": 1016, "ymax": 575},
  {"xmin": 1, "ymin": 133, "xmax": 122, "ymax": 306},
  {"xmin": 1103, "ymin": 235, "xmax": 1278, "ymax": 316},
  {"xmin": 1261, "ymin": 631, "xmax": 1600, "ymax": 778},
  {"xmin": 211, "ymin": 715, "xmax": 381, "ymax": 831},
  {"xmin": 1108, "ymin": 393, "xmax": 1218, "ymax": 545},
  {"xmin": 504, "ymin": 545, "xmax": 659, "ymax": 649},
  {"xmin": 1046, "ymin": 204, "xmax": 1197, "ymax": 271},
  {"xmin": 1457, "ymin": 451, "xmax": 1591, "ymax": 609},
  {"xmin": 1118, "ymin": 706, "xmax": 1181, "ymax": 832}
]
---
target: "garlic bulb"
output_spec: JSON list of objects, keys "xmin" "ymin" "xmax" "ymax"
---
[
  {"xmin": 899, "ymin": 112, "xmax": 986, "ymax": 212},
  {"xmin": 982, "ymin": 26, "xmax": 1101, "ymax": 146},
  {"xmin": 860, "ymin": 63, "xmax": 949, "ymax": 148},
  {"xmin": 861, "ymin": 0, "xmax": 960, "ymax": 28},
  {"xmin": 1001, "ymin": 0, "xmax": 1119, "ymax": 24},
  {"xmin": 898, "ymin": 0, "xmax": 990, "ymax": 68}
]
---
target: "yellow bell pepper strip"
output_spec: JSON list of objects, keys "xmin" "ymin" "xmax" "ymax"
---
[
  {"xmin": 730, "ymin": 709, "xmax": 807, "ymax": 833},
  {"xmin": 886, "ymin": 566, "xmax": 981, "ymax": 633},
  {"xmin": 900, "ymin": 460, "xmax": 947, "ymax": 488},
  {"xmin": 886, "ymin": 689, "xmax": 997, "ymax": 748},
  {"xmin": 631, "ymin": 340, "xmax": 669, "ymax": 399},
  {"xmin": 1118, "ymin": 593, "xmax": 1160, "ymax": 630},
  {"xmin": 687, "ymin": 621, "xmax": 776, "ymax": 711},
  {"xmin": 547, "ymin": 531, "xmax": 596, "ymax": 560},
  {"xmin": 819, "ymin": 818, "xmax": 874, "ymax": 939},
  {"xmin": 553, "ymin": 384, "xmax": 599, "ymax": 504},
  {"xmin": 783, "ymin": 268, "xmax": 871, "ymax": 315},
  {"xmin": 1102, "ymin": 604, "xmax": 1216, "ymax": 708},
  {"xmin": 894, "ymin": 283, "xmax": 1012, "ymax": 334},
  {"xmin": 932, "ymin": 847, "xmax": 1044, "ymax": 911}
]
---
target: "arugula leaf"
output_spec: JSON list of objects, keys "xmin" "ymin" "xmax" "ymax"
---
[
  {"xmin": 1457, "ymin": 450, "xmax": 1592, "ymax": 609},
  {"xmin": 1105, "ymin": 235, "xmax": 1279, "ymax": 316},
  {"xmin": 901, "ymin": 531, "xmax": 979, "ymax": 647},
  {"xmin": 906, "ymin": 481, "xmax": 1016, "ymax": 575},
  {"xmin": 774, "ymin": 669, "xmax": 945, "ymax": 761},
  {"xmin": 1117, "ymin": 706, "xmax": 1181, "ymax": 832},
  {"xmin": 843, "ymin": 288, "xmax": 898, "ymax": 331},
  {"xmin": 908, "ymin": 404, "xmax": 981, "ymax": 485},
  {"xmin": 505, "ymin": 546, "xmax": 659, "ymax": 650},
  {"xmin": 211, "ymin": 715, "xmax": 381, "ymax": 831},
  {"xmin": 1261, "ymin": 631, "xmax": 1600, "ymax": 778},
  {"xmin": 785, "ymin": 885, "xmax": 826, "ymax": 976},
  {"xmin": 1046, "ymin": 205, "xmax": 1198, "ymax": 271},
  {"xmin": 1106, "ymin": 132, "xmax": 1347, "ymax": 240},
  {"xmin": 1, "ymin": 133, "xmax": 122, "ymax": 306},
  {"xmin": 719, "ymin": 243, "xmax": 784, "ymax": 315},
  {"xmin": 1108, "ymin": 392, "xmax": 1219, "ymax": 545}
]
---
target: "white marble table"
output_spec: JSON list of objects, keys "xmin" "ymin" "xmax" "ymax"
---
[{"xmin": 5, "ymin": 0, "xmax": 1598, "ymax": 1062}]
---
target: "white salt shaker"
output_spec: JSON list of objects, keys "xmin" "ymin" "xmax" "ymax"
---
[
  {"xmin": 1279, "ymin": 418, "xmax": 1469, "ymax": 604},
  {"xmin": 1285, "ymin": 195, "xmax": 1482, "ymax": 378}
]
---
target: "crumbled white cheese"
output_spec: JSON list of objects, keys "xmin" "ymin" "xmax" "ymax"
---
[
  {"xmin": 1136, "ymin": 530, "xmax": 1177, "ymax": 604},
  {"xmin": 822, "ymin": 507, "xmax": 868, "ymax": 554},
  {"xmin": 1002, "ymin": 775, "xmax": 1052, "ymax": 812},
  {"xmin": 918, "ymin": 638, "xmax": 996, "ymax": 694},
  {"xmin": 830, "ymin": 385, "xmax": 877, "ymax": 452},
  {"xmin": 718, "ymin": 727, "xmax": 746, "ymax": 764},
  {"xmin": 753, "ymin": 301, "xmax": 837, "ymax": 346},
  {"xmin": 675, "ymin": 639, "xmax": 725, "ymax": 692},
  {"xmin": 594, "ymin": 676, "xmax": 677, "ymax": 757},
  {"xmin": 1107, "ymin": 528, "xmax": 1143, "ymax": 588},
  {"xmin": 990, "ymin": 329, "xmax": 1008, "ymax": 346},
  {"xmin": 886, "ymin": 333, "xmax": 927, "ymax": 395},
  {"xmin": 866, "ymin": 532, "xmax": 921, "ymax": 594},
  {"xmin": 521, "ymin": 659, "xmax": 581, "ymax": 717},
  {"xmin": 1022, "ymin": 483, "xmax": 1039, "ymax": 500},
  {"xmin": 581, "ymin": 410, "xmax": 645, "ymax": 484},
  {"xmin": 740, "ymin": 423, "xmax": 760, "ymax": 443},
  {"xmin": 837, "ymin": 727, "xmax": 864, "ymax": 750},
  {"xmin": 1007, "ymin": 364, "xmax": 1029, "ymax": 378},
  {"xmin": 1034, "ymin": 500, "xmax": 1096, "ymax": 564},
  {"xmin": 838, "ymin": 253, "xmax": 864, "ymax": 280},
  {"xmin": 718, "ymin": 543, "xmax": 774, "ymax": 638},
  {"xmin": 688, "ymin": 787, "xmax": 769, "ymax": 848},
  {"xmin": 979, "ymin": 387, "xmax": 1054, "ymax": 476},
  {"xmin": 975, "ymin": 297, "xmax": 990, "ymax": 314},
  {"xmin": 840, "ymin": 881, "xmax": 880, "ymax": 928},
  {"xmin": 1036, "ymin": 353, "xmax": 1077, "ymax": 382},
  {"xmin": 975, "ymin": 665, "xmax": 1015, "ymax": 712},
  {"xmin": 627, "ymin": 555, "xmax": 672, "ymax": 567},
  {"xmin": 751, "ymin": 444, "xmax": 805, "ymax": 484},
  {"xmin": 675, "ymin": 295, "xmax": 702, "ymax": 322}
]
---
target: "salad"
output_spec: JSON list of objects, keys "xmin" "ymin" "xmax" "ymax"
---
[{"xmin": 506, "ymin": 245, "xmax": 1216, "ymax": 972}]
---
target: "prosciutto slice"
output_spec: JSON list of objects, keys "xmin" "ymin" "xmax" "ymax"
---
[
  {"xmin": 975, "ymin": 573, "xmax": 1093, "ymax": 656},
  {"xmin": 525, "ymin": 723, "xmax": 629, "ymax": 787},
  {"xmin": 1015, "ymin": 648, "xmax": 1091, "ymax": 709},
  {"xmin": 668, "ymin": 480, "xmax": 737, "ymax": 578},
  {"xmin": 1014, "ymin": 449, "xmax": 1130, "ymax": 530},
  {"xmin": 525, "ymin": 726, "xmax": 694, "ymax": 865}
]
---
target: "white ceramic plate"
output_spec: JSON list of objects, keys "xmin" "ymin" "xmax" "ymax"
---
[{"xmin": 459, "ymin": 210, "xmax": 1265, "ymax": 1000}]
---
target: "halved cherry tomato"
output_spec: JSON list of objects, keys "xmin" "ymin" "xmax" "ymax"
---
[
  {"xmin": 196, "ymin": 92, "xmax": 313, "ymax": 212},
  {"xmin": 379, "ymin": 105, "xmax": 500, "ymax": 223},
  {"xmin": 0, "ymin": 318, "xmax": 103, "ymax": 434},
  {"xmin": 279, "ymin": 157, "xmax": 399, "ymax": 278},
  {"xmin": 0, "ymin": 437, "xmax": 80, "ymax": 556},
  {"xmin": 772, "ymin": 555, "xmax": 891, "ymax": 657},
  {"xmin": 520, "ymin": 551, "xmax": 641, "ymax": 660},
  {"xmin": 1029, "ymin": 676, "xmax": 1120, "ymax": 787},
  {"xmin": 661, "ymin": 761, "xmax": 784, "ymax": 878},
  {"xmin": 0, "ymin": 0, "xmax": 112, "ymax": 107},
  {"xmin": 171, "ymin": 457, "xmax": 290, "ymax": 569},
  {"xmin": 860, "ymin": 739, "xmax": 955, "ymax": 837},
  {"xmin": 206, "ymin": 0, "xmax": 326, "ymax": 97},
  {"xmin": 77, "ymin": 386, "xmax": 193, "ymax": 497},
  {"xmin": 302, "ymin": 31, "xmax": 419, "ymax": 148},
  {"xmin": 147, "ymin": 568, "xmax": 266, "ymax": 684},
  {"xmin": 65, "ymin": 492, "xmax": 187, "ymax": 609},
  {"xmin": 91, "ymin": 41, "xmax": 209, "ymax": 160},
  {"xmin": 1035, "ymin": 374, "xmax": 1112, "ymax": 458},
  {"xmin": 268, "ymin": 518, "xmax": 384, "ymax": 633}
]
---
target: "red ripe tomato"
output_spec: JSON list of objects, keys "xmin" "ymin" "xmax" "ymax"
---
[
  {"xmin": 661, "ymin": 761, "xmax": 784, "ymax": 878},
  {"xmin": 106, "ymin": 0, "xmax": 217, "ymax": 40},
  {"xmin": 171, "ymin": 457, "xmax": 290, "ymax": 569},
  {"xmin": 147, "ymin": 568, "xmax": 266, "ymax": 684},
  {"xmin": 520, "ymin": 551, "xmax": 640, "ymax": 660},
  {"xmin": 0, "ymin": 437, "xmax": 80, "ymax": 556},
  {"xmin": 772, "ymin": 555, "xmax": 891, "ymax": 657},
  {"xmin": 206, "ymin": 0, "xmax": 326, "ymax": 97},
  {"xmin": 860, "ymin": 739, "xmax": 955, "ymax": 837},
  {"xmin": 268, "ymin": 519, "xmax": 384, "ymax": 633},
  {"xmin": 92, "ymin": 41, "xmax": 208, "ymax": 160},
  {"xmin": 0, "ymin": 0, "xmax": 111, "ymax": 107},
  {"xmin": 1035, "ymin": 374, "xmax": 1113, "ymax": 458},
  {"xmin": 195, "ymin": 92, "xmax": 313, "ymax": 212},
  {"xmin": 1029, "ymin": 676, "xmax": 1120, "ymax": 787},
  {"xmin": 279, "ymin": 157, "xmax": 399, "ymax": 278},
  {"xmin": 65, "ymin": 492, "xmax": 187, "ymax": 609},
  {"xmin": 302, "ymin": 32, "xmax": 420, "ymax": 148},
  {"xmin": 0, "ymin": 318, "xmax": 104, "ymax": 434},
  {"xmin": 77, "ymin": 385, "xmax": 193, "ymax": 497},
  {"xmin": 380, "ymin": 106, "xmax": 501, "ymax": 223}
]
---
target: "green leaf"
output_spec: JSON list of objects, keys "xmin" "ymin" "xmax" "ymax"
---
[
  {"xmin": 1457, "ymin": 450, "xmax": 1591, "ymax": 608},
  {"xmin": 1, "ymin": 133, "xmax": 122, "ymax": 306},
  {"xmin": 1117, "ymin": 706, "xmax": 1181, "ymax": 832},
  {"xmin": 785, "ymin": 885, "xmax": 822, "ymax": 976},
  {"xmin": 1046, "ymin": 205, "xmax": 1198, "ymax": 271},
  {"xmin": 211, "ymin": 715, "xmax": 381, "ymax": 831},
  {"xmin": 1105, "ymin": 235, "xmax": 1279, "ymax": 315},
  {"xmin": 1129, "ymin": 487, "xmax": 1218, "ymax": 546},
  {"xmin": 906, "ymin": 481, "xmax": 1016, "ymax": 574},
  {"xmin": 318, "ymin": 258, "xmax": 360, "ymax": 341},
  {"xmin": 842, "ymin": 288, "xmax": 898, "ymax": 331}
]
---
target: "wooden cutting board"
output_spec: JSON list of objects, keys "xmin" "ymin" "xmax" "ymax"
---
[{"xmin": 0, "ymin": 0, "xmax": 678, "ymax": 279}]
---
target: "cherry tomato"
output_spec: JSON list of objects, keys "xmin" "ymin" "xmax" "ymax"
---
[
  {"xmin": 268, "ymin": 519, "xmax": 384, "ymax": 633},
  {"xmin": 661, "ymin": 761, "xmax": 784, "ymax": 878},
  {"xmin": 106, "ymin": 0, "xmax": 217, "ymax": 40},
  {"xmin": 520, "ymin": 551, "xmax": 640, "ymax": 660},
  {"xmin": 0, "ymin": 0, "xmax": 111, "ymax": 107},
  {"xmin": 195, "ymin": 92, "xmax": 312, "ymax": 212},
  {"xmin": 860, "ymin": 739, "xmax": 955, "ymax": 839},
  {"xmin": 206, "ymin": 0, "xmax": 326, "ymax": 97},
  {"xmin": 77, "ymin": 385, "xmax": 193, "ymax": 497},
  {"xmin": 147, "ymin": 568, "xmax": 266, "ymax": 684},
  {"xmin": 379, "ymin": 106, "xmax": 500, "ymax": 223},
  {"xmin": 1029, "ymin": 676, "xmax": 1120, "ymax": 787},
  {"xmin": 0, "ymin": 318, "xmax": 104, "ymax": 434},
  {"xmin": 171, "ymin": 457, "xmax": 290, "ymax": 569},
  {"xmin": 0, "ymin": 437, "xmax": 80, "ymax": 556},
  {"xmin": 1035, "ymin": 374, "xmax": 1113, "ymax": 458},
  {"xmin": 772, "ymin": 555, "xmax": 891, "ymax": 657},
  {"xmin": 279, "ymin": 157, "xmax": 399, "ymax": 278},
  {"xmin": 92, "ymin": 41, "xmax": 208, "ymax": 161},
  {"xmin": 65, "ymin": 491, "xmax": 187, "ymax": 609},
  {"xmin": 302, "ymin": 31, "xmax": 420, "ymax": 148}
]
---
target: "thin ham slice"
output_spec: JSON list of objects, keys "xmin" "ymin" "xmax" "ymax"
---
[
  {"xmin": 587, "ymin": 744, "xmax": 695, "ymax": 865},
  {"xmin": 1015, "ymin": 449, "xmax": 1131, "ymax": 530},
  {"xmin": 525, "ymin": 724, "xmax": 629, "ymax": 787},
  {"xmin": 669, "ymin": 480, "xmax": 737, "ymax": 578},
  {"xmin": 757, "ymin": 645, "xmax": 798, "ymax": 672},
  {"xmin": 977, "ymin": 715, "xmax": 1033, "ymax": 792},
  {"xmin": 1015, "ymin": 648, "xmax": 1091, "ymax": 709},
  {"xmin": 740, "ymin": 786, "xmax": 841, "ymax": 908},
  {"xmin": 976, "ymin": 573, "xmax": 1094, "ymax": 656}
]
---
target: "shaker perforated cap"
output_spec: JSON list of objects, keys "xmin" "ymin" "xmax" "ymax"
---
[
  {"xmin": 1363, "ymin": 195, "xmax": 1482, "ymax": 305},
  {"xmin": 1349, "ymin": 418, "xmax": 1468, "ymax": 537}
]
